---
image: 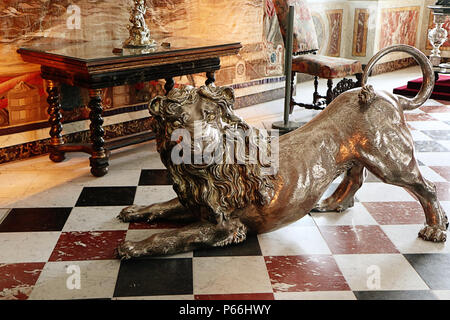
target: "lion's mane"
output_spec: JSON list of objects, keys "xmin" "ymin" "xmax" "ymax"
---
[{"xmin": 149, "ymin": 85, "xmax": 276, "ymax": 223}]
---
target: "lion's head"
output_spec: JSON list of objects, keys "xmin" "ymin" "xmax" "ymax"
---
[{"xmin": 148, "ymin": 85, "xmax": 276, "ymax": 223}]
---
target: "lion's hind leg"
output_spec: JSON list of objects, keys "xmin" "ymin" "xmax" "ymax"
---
[
  {"xmin": 313, "ymin": 164, "xmax": 366, "ymax": 213},
  {"xmin": 359, "ymin": 146, "xmax": 448, "ymax": 242},
  {"xmin": 117, "ymin": 218, "xmax": 248, "ymax": 259}
]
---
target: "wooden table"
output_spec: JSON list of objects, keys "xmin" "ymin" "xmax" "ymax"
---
[{"xmin": 18, "ymin": 38, "xmax": 241, "ymax": 177}]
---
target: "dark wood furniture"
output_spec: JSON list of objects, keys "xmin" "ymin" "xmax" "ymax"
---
[{"xmin": 18, "ymin": 38, "xmax": 241, "ymax": 177}]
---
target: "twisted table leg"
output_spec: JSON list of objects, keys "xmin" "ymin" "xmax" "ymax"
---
[
  {"xmin": 46, "ymin": 80, "xmax": 65, "ymax": 163},
  {"xmin": 88, "ymin": 89, "xmax": 109, "ymax": 177}
]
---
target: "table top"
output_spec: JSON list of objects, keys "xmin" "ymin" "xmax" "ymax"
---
[{"xmin": 17, "ymin": 37, "xmax": 242, "ymax": 73}]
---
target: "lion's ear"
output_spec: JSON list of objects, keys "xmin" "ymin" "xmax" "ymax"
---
[{"xmin": 149, "ymin": 96, "xmax": 163, "ymax": 116}]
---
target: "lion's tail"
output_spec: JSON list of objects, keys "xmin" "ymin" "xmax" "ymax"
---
[{"xmin": 360, "ymin": 44, "xmax": 435, "ymax": 111}]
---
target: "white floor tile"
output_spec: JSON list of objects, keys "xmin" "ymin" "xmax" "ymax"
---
[
  {"xmin": 334, "ymin": 254, "xmax": 429, "ymax": 291},
  {"xmin": 63, "ymin": 207, "xmax": 129, "ymax": 232},
  {"xmin": 28, "ymin": 260, "xmax": 121, "ymax": 300},
  {"xmin": 441, "ymin": 201, "xmax": 450, "ymax": 216},
  {"xmin": 419, "ymin": 166, "xmax": 448, "ymax": 182},
  {"xmin": 257, "ymin": 226, "xmax": 331, "ymax": 256},
  {"xmin": 410, "ymin": 130, "xmax": 433, "ymax": 141},
  {"xmin": 436, "ymin": 141, "xmax": 450, "ymax": 150},
  {"xmin": 274, "ymin": 291, "xmax": 356, "ymax": 300},
  {"xmin": 9, "ymin": 184, "xmax": 84, "ymax": 208},
  {"xmin": 311, "ymin": 203, "xmax": 378, "ymax": 226},
  {"xmin": 416, "ymin": 153, "xmax": 450, "ymax": 166},
  {"xmin": 0, "ymin": 232, "xmax": 61, "ymax": 263},
  {"xmin": 433, "ymin": 290, "xmax": 450, "ymax": 300},
  {"xmin": 409, "ymin": 121, "xmax": 450, "ymax": 131},
  {"xmin": 381, "ymin": 225, "xmax": 450, "ymax": 254},
  {"xmin": 133, "ymin": 186, "xmax": 177, "ymax": 206},
  {"xmin": 70, "ymin": 169, "xmax": 141, "ymax": 187},
  {"xmin": 193, "ymin": 256, "xmax": 273, "ymax": 295},
  {"xmin": 356, "ymin": 183, "xmax": 415, "ymax": 202}
]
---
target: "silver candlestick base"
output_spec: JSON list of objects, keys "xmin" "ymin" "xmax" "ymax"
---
[{"xmin": 123, "ymin": 0, "xmax": 157, "ymax": 48}]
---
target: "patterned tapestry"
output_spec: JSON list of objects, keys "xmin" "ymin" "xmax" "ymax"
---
[{"xmin": 0, "ymin": 0, "xmax": 285, "ymax": 127}]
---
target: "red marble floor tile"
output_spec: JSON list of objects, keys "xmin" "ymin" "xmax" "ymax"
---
[
  {"xmin": 264, "ymin": 255, "xmax": 350, "ymax": 292},
  {"xmin": 362, "ymin": 202, "xmax": 425, "ymax": 225},
  {"xmin": 195, "ymin": 293, "xmax": 274, "ymax": 300},
  {"xmin": 318, "ymin": 225, "xmax": 399, "ymax": 254},
  {"xmin": 420, "ymin": 105, "xmax": 450, "ymax": 113},
  {"xmin": 0, "ymin": 263, "xmax": 45, "ymax": 300},
  {"xmin": 128, "ymin": 221, "xmax": 188, "ymax": 230},
  {"xmin": 404, "ymin": 113, "xmax": 437, "ymax": 121},
  {"xmin": 435, "ymin": 182, "xmax": 450, "ymax": 201},
  {"xmin": 430, "ymin": 166, "xmax": 450, "ymax": 182},
  {"xmin": 49, "ymin": 231, "xmax": 126, "ymax": 261},
  {"xmin": 435, "ymin": 100, "xmax": 450, "ymax": 106}
]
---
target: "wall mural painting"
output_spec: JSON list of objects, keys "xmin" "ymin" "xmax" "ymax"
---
[
  {"xmin": 352, "ymin": 8, "xmax": 369, "ymax": 57},
  {"xmin": 379, "ymin": 6, "xmax": 420, "ymax": 50},
  {"xmin": 326, "ymin": 9, "xmax": 343, "ymax": 57},
  {"xmin": 0, "ymin": 0, "xmax": 285, "ymax": 128},
  {"xmin": 426, "ymin": 10, "xmax": 450, "ymax": 51}
]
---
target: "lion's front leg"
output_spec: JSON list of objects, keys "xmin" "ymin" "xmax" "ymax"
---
[
  {"xmin": 118, "ymin": 198, "xmax": 194, "ymax": 223},
  {"xmin": 117, "ymin": 218, "xmax": 248, "ymax": 259}
]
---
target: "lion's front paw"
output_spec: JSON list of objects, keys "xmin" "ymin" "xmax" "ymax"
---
[
  {"xmin": 117, "ymin": 241, "xmax": 149, "ymax": 260},
  {"xmin": 418, "ymin": 225, "xmax": 447, "ymax": 242},
  {"xmin": 118, "ymin": 205, "xmax": 150, "ymax": 222}
]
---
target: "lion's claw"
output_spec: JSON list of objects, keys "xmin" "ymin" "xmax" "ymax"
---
[
  {"xmin": 418, "ymin": 225, "xmax": 447, "ymax": 242},
  {"xmin": 118, "ymin": 205, "xmax": 148, "ymax": 222}
]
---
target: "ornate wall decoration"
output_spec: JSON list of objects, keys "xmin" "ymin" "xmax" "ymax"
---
[
  {"xmin": 311, "ymin": 11, "xmax": 326, "ymax": 54},
  {"xmin": 379, "ymin": 6, "xmax": 420, "ymax": 49},
  {"xmin": 352, "ymin": 8, "xmax": 369, "ymax": 57},
  {"xmin": 426, "ymin": 10, "xmax": 450, "ymax": 51},
  {"xmin": 326, "ymin": 9, "xmax": 343, "ymax": 57}
]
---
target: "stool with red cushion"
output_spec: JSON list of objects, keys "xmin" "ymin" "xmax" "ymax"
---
[{"xmin": 272, "ymin": 0, "xmax": 363, "ymax": 113}]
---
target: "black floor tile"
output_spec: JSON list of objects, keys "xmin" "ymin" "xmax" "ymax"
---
[
  {"xmin": 354, "ymin": 290, "xmax": 437, "ymax": 300},
  {"xmin": 404, "ymin": 254, "xmax": 450, "ymax": 290},
  {"xmin": 138, "ymin": 169, "xmax": 172, "ymax": 186},
  {"xmin": 114, "ymin": 258, "xmax": 193, "ymax": 297},
  {"xmin": 194, "ymin": 235, "xmax": 262, "ymax": 257},
  {"xmin": 0, "ymin": 208, "xmax": 72, "ymax": 232},
  {"xmin": 75, "ymin": 187, "xmax": 136, "ymax": 207}
]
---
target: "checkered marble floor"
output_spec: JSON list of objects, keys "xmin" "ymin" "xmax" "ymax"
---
[{"xmin": 0, "ymin": 99, "xmax": 449, "ymax": 301}]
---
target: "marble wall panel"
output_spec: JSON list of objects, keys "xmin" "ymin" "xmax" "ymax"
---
[
  {"xmin": 352, "ymin": 8, "xmax": 369, "ymax": 57},
  {"xmin": 326, "ymin": 9, "xmax": 343, "ymax": 57},
  {"xmin": 379, "ymin": 6, "xmax": 421, "ymax": 49}
]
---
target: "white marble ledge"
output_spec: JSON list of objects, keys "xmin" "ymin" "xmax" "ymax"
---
[{"xmin": 0, "ymin": 109, "xmax": 150, "ymax": 149}]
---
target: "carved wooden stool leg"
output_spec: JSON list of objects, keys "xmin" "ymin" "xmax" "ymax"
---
[
  {"xmin": 205, "ymin": 71, "xmax": 216, "ymax": 86},
  {"xmin": 356, "ymin": 73, "xmax": 363, "ymax": 87},
  {"xmin": 326, "ymin": 79, "xmax": 334, "ymax": 105},
  {"xmin": 164, "ymin": 77, "xmax": 174, "ymax": 95},
  {"xmin": 88, "ymin": 89, "xmax": 109, "ymax": 177},
  {"xmin": 313, "ymin": 76, "xmax": 320, "ymax": 104},
  {"xmin": 46, "ymin": 80, "xmax": 65, "ymax": 163}
]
